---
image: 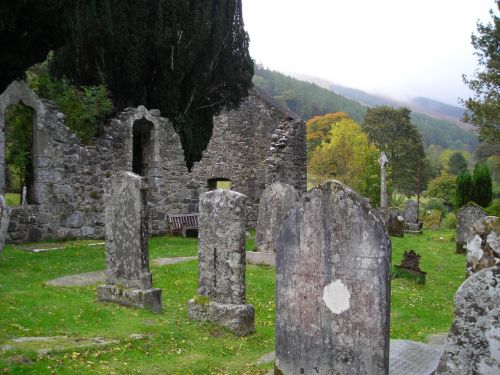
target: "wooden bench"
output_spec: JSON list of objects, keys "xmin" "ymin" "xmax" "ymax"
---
[{"xmin": 167, "ymin": 213, "xmax": 199, "ymax": 237}]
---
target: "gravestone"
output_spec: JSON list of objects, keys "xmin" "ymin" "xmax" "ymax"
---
[
  {"xmin": 97, "ymin": 172, "xmax": 162, "ymax": 313},
  {"xmin": 249, "ymin": 182, "xmax": 298, "ymax": 266},
  {"xmin": 0, "ymin": 195, "xmax": 10, "ymax": 255},
  {"xmin": 456, "ymin": 202, "xmax": 487, "ymax": 254},
  {"xmin": 379, "ymin": 207, "xmax": 405, "ymax": 237},
  {"xmin": 188, "ymin": 189, "xmax": 254, "ymax": 336},
  {"xmin": 423, "ymin": 209, "xmax": 441, "ymax": 230},
  {"xmin": 404, "ymin": 200, "xmax": 422, "ymax": 233},
  {"xmin": 435, "ymin": 266, "xmax": 500, "ymax": 375},
  {"xmin": 466, "ymin": 216, "xmax": 500, "ymax": 277},
  {"xmin": 393, "ymin": 250, "xmax": 427, "ymax": 284},
  {"xmin": 275, "ymin": 180, "xmax": 391, "ymax": 375}
]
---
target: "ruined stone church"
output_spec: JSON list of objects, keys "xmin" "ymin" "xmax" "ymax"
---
[{"xmin": 0, "ymin": 81, "xmax": 306, "ymax": 242}]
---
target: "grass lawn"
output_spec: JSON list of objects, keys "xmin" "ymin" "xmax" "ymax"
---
[
  {"xmin": 5, "ymin": 193, "xmax": 20, "ymax": 207},
  {"xmin": 0, "ymin": 229, "xmax": 465, "ymax": 374}
]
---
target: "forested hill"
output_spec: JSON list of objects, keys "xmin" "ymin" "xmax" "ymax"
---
[{"xmin": 253, "ymin": 66, "xmax": 478, "ymax": 152}]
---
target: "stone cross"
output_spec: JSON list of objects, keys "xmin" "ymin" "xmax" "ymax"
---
[
  {"xmin": 379, "ymin": 151, "xmax": 389, "ymax": 209},
  {"xmin": 248, "ymin": 182, "xmax": 298, "ymax": 266},
  {"xmin": 188, "ymin": 189, "xmax": 254, "ymax": 336},
  {"xmin": 456, "ymin": 202, "xmax": 486, "ymax": 254},
  {"xmin": 97, "ymin": 171, "xmax": 162, "ymax": 313},
  {"xmin": 275, "ymin": 180, "xmax": 391, "ymax": 375}
]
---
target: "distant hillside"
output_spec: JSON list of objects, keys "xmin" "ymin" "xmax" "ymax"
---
[
  {"xmin": 410, "ymin": 97, "xmax": 470, "ymax": 124},
  {"xmin": 253, "ymin": 66, "xmax": 478, "ymax": 152}
]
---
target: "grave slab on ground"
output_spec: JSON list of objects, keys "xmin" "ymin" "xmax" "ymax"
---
[
  {"xmin": 188, "ymin": 189, "xmax": 255, "ymax": 336},
  {"xmin": 275, "ymin": 180, "xmax": 391, "ymax": 375},
  {"xmin": 97, "ymin": 172, "xmax": 162, "ymax": 313}
]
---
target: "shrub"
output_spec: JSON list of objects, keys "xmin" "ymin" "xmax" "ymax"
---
[
  {"xmin": 486, "ymin": 199, "xmax": 500, "ymax": 216},
  {"xmin": 441, "ymin": 212, "xmax": 457, "ymax": 229},
  {"xmin": 424, "ymin": 198, "xmax": 446, "ymax": 213},
  {"xmin": 472, "ymin": 163, "xmax": 493, "ymax": 208},
  {"xmin": 455, "ymin": 171, "xmax": 473, "ymax": 208}
]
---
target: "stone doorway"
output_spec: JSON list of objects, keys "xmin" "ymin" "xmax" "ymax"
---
[
  {"xmin": 132, "ymin": 118, "xmax": 154, "ymax": 177},
  {"xmin": 3, "ymin": 103, "xmax": 36, "ymax": 206}
]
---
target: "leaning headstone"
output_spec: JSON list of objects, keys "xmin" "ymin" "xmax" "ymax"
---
[
  {"xmin": 249, "ymin": 182, "xmax": 298, "ymax": 266},
  {"xmin": 187, "ymin": 189, "xmax": 254, "ymax": 336},
  {"xmin": 379, "ymin": 207, "xmax": 405, "ymax": 237},
  {"xmin": 0, "ymin": 195, "xmax": 10, "ymax": 255},
  {"xmin": 275, "ymin": 180, "xmax": 391, "ymax": 375},
  {"xmin": 456, "ymin": 202, "xmax": 487, "ymax": 254},
  {"xmin": 466, "ymin": 216, "xmax": 500, "ymax": 277},
  {"xmin": 97, "ymin": 172, "xmax": 162, "ymax": 313},
  {"xmin": 435, "ymin": 266, "xmax": 500, "ymax": 375}
]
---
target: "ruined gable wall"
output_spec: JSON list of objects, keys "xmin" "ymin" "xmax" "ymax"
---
[
  {"xmin": 188, "ymin": 87, "xmax": 307, "ymax": 227},
  {"xmin": 1, "ymin": 82, "xmax": 188, "ymax": 242}
]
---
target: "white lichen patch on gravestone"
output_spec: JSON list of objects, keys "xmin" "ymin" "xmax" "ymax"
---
[{"xmin": 322, "ymin": 280, "xmax": 350, "ymax": 314}]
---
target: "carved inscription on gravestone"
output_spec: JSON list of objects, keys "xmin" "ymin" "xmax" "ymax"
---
[{"xmin": 275, "ymin": 180, "xmax": 391, "ymax": 375}]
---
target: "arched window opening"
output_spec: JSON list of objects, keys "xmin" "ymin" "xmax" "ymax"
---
[
  {"xmin": 4, "ymin": 103, "xmax": 36, "ymax": 206},
  {"xmin": 132, "ymin": 119, "xmax": 154, "ymax": 177}
]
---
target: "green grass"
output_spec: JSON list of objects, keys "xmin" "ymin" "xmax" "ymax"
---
[
  {"xmin": 5, "ymin": 193, "xmax": 20, "ymax": 206},
  {"xmin": 0, "ymin": 230, "xmax": 465, "ymax": 374}
]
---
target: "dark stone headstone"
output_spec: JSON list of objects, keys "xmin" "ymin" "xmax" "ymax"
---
[
  {"xmin": 275, "ymin": 180, "xmax": 391, "ymax": 375},
  {"xmin": 456, "ymin": 202, "xmax": 487, "ymax": 254},
  {"xmin": 379, "ymin": 208, "xmax": 405, "ymax": 237},
  {"xmin": 188, "ymin": 189, "xmax": 254, "ymax": 336},
  {"xmin": 435, "ymin": 267, "xmax": 500, "ymax": 375},
  {"xmin": 97, "ymin": 172, "xmax": 161, "ymax": 313},
  {"xmin": 393, "ymin": 250, "xmax": 427, "ymax": 284},
  {"xmin": 248, "ymin": 182, "xmax": 298, "ymax": 266},
  {"xmin": 466, "ymin": 216, "xmax": 500, "ymax": 277}
]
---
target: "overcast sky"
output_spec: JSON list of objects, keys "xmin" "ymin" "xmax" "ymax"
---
[{"xmin": 242, "ymin": 0, "xmax": 497, "ymax": 106}]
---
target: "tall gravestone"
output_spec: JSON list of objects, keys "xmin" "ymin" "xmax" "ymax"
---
[
  {"xmin": 456, "ymin": 202, "xmax": 487, "ymax": 254},
  {"xmin": 0, "ymin": 195, "xmax": 10, "ymax": 255},
  {"xmin": 97, "ymin": 172, "xmax": 162, "ymax": 313},
  {"xmin": 275, "ymin": 180, "xmax": 391, "ymax": 375},
  {"xmin": 187, "ymin": 189, "xmax": 254, "ymax": 336},
  {"xmin": 248, "ymin": 182, "xmax": 298, "ymax": 266},
  {"xmin": 466, "ymin": 216, "xmax": 500, "ymax": 276},
  {"xmin": 404, "ymin": 200, "xmax": 422, "ymax": 233},
  {"xmin": 435, "ymin": 266, "xmax": 500, "ymax": 375},
  {"xmin": 379, "ymin": 152, "xmax": 389, "ymax": 209}
]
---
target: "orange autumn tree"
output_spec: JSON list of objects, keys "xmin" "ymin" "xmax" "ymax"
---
[
  {"xmin": 308, "ymin": 116, "xmax": 382, "ymax": 205},
  {"xmin": 306, "ymin": 112, "xmax": 350, "ymax": 157}
]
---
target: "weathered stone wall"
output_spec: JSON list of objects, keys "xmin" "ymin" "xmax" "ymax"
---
[
  {"xmin": 0, "ymin": 82, "xmax": 306, "ymax": 241},
  {"xmin": 188, "ymin": 87, "xmax": 307, "ymax": 227},
  {"xmin": 1, "ymin": 82, "xmax": 189, "ymax": 242}
]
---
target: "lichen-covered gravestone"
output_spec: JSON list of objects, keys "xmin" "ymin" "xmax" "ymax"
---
[
  {"xmin": 97, "ymin": 172, "xmax": 162, "ymax": 313},
  {"xmin": 423, "ymin": 209, "xmax": 441, "ymax": 230},
  {"xmin": 275, "ymin": 180, "xmax": 391, "ymax": 375},
  {"xmin": 248, "ymin": 182, "xmax": 298, "ymax": 266},
  {"xmin": 187, "ymin": 189, "xmax": 254, "ymax": 336},
  {"xmin": 435, "ymin": 266, "xmax": 500, "ymax": 375},
  {"xmin": 0, "ymin": 195, "xmax": 10, "ymax": 255},
  {"xmin": 456, "ymin": 202, "xmax": 487, "ymax": 254},
  {"xmin": 466, "ymin": 216, "xmax": 500, "ymax": 276}
]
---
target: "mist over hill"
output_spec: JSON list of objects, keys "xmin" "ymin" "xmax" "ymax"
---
[{"xmin": 253, "ymin": 66, "xmax": 478, "ymax": 152}]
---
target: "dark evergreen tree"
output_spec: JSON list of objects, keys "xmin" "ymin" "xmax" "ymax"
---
[
  {"xmin": 0, "ymin": 0, "xmax": 65, "ymax": 92},
  {"xmin": 448, "ymin": 152, "xmax": 468, "ymax": 175},
  {"xmin": 455, "ymin": 171, "xmax": 473, "ymax": 208},
  {"xmin": 49, "ymin": 0, "xmax": 253, "ymax": 168},
  {"xmin": 362, "ymin": 106, "xmax": 427, "ymax": 195},
  {"xmin": 472, "ymin": 163, "xmax": 493, "ymax": 207}
]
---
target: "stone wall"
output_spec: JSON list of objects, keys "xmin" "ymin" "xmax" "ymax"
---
[
  {"xmin": 0, "ymin": 82, "xmax": 306, "ymax": 241},
  {"xmin": 188, "ymin": 87, "xmax": 307, "ymax": 227},
  {"xmin": 1, "ymin": 82, "xmax": 189, "ymax": 242}
]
